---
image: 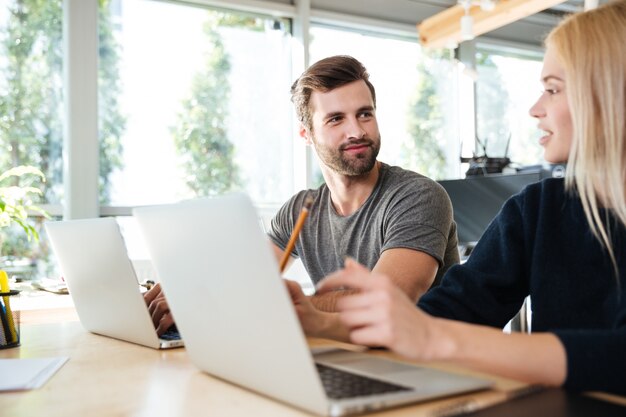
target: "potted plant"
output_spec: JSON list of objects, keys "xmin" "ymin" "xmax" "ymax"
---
[{"xmin": 0, "ymin": 166, "xmax": 49, "ymax": 279}]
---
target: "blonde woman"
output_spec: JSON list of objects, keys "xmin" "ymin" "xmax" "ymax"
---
[{"xmin": 318, "ymin": 0, "xmax": 626, "ymax": 395}]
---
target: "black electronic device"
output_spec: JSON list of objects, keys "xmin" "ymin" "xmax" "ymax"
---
[
  {"xmin": 438, "ymin": 172, "xmax": 543, "ymax": 246},
  {"xmin": 461, "ymin": 134, "xmax": 512, "ymax": 176}
]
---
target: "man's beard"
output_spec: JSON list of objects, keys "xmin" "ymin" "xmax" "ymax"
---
[{"xmin": 314, "ymin": 136, "xmax": 381, "ymax": 176}]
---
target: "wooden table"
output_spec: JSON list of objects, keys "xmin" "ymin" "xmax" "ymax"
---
[{"xmin": 1, "ymin": 310, "xmax": 624, "ymax": 417}]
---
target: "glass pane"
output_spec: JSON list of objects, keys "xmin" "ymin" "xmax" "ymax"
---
[
  {"xmin": 309, "ymin": 26, "xmax": 460, "ymax": 181},
  {"xmin": 101, "ymin": 0, "xmax": 294, "ymax": 206},
  {"xmin": 0, "ymin": 0, "xmax": 63, "ymax": 274},
  {"xmin": 475, "ymin": 50, "xmax": 544, "ymax": 167}
]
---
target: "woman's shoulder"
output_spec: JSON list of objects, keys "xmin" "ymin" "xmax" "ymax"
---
[
  {"xmin": 517, "ymin": 177, "xmax": 566, "ymax": 201},
  {"xmin": 509, "ymin": 177, "xmax": 573, "ymax": 217}
]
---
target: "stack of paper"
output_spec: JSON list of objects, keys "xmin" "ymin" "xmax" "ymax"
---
[{"xmin": 0, "ymin": 357, "xmax": 69, "ymax": 391}]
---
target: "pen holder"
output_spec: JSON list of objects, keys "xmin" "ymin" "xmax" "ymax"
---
[{"xmin": 0, "ymin": 290, "xmax": 20, "ymax": 349}]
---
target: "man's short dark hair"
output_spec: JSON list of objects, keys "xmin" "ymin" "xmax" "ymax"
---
[{"xmin": 290, "ymin": 55, "xmax": 376, "ymax": 132}]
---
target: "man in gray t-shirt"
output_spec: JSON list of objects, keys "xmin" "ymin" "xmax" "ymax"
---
[
  {"xmin": 269, "ymin": 162, "xmax": 458, "ymax": 288},
  {"xmin": 266, "ymin": 55, "xmax": 459, "ymax": 341},
  {"xmin": 143, "ymin": 55, "xmax": 459, "ymax": 341}
]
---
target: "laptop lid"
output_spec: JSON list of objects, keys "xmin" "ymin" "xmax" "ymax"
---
[
  {"xmin": 45, "ymin": 218, "xmax": 183, "ymax": 349},
  {"xmin": 133, "ymin": 194, "xmax": 491, "ymax": 416}
]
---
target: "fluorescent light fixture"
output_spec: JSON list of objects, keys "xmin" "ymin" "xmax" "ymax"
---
[
  {"xmin": 418, "ymin": 0, "xmax": 568, "ymax": 49},
  {"xmin": 480, "ymin": 0, "xmax": 496, "ymax": 11},
  {"xmin": 460, "ymin": 14, "xmax": 474, "ymax": 40}
]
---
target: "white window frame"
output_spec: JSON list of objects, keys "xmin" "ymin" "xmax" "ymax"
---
[{"xmin": 54, "ymin": 0, "xmax": 546, "ymax": 219}]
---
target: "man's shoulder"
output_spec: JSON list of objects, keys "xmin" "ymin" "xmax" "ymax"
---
[
  {"xmin": 380, "ymin": 162, "xmax": 423, "ymax": 178},
  {"xmin": 379, "ymin": 163, "xmax": 444, "ymax": 194},
  {"xmin": 280, "ymin": 186, "xmax": 328, "ymax": 213}
]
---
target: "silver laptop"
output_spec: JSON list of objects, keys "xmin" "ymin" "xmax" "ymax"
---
[
  {"xmin": 45, "ymin": 218, "xmax": 184, "ymax": 349},
  {"xmin": 133, "ymin": 194, "xmax": 492, "ymax": 416}
]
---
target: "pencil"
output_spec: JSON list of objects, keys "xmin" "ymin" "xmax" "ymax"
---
[
  {"xmin": 0, "ymin": 302, "xmax": 9, "ymax": 345},
  {"xmin": 279, "ymin": 194, "xmax": 313, "ymax": 274},
  {"xmin": 429, "ymin": 384, "xmax": 544, "ymax": 417},
  {"xmin": 0, "ymin": 271, "xmax": 17, "ymax": 344}
]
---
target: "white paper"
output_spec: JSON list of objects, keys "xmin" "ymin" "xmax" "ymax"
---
[{"xmin": 0, "ymin": 357, "xmax": 69, "ymax": 391}]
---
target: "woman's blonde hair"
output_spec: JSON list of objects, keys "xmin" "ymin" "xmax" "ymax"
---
[{"xmin": 546, "ymin": 0, "xmax": 626, "ymax": 273}]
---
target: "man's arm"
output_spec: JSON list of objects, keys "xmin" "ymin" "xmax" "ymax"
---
[
  {"xmin": 283, "ymin": 248, "xmax": 439, "ymax": 341},
  {"xmin": 372, "ymin": 248, "xmax": 439, "ymax": 301},
  {"xmin": 310, "ymin": 248, "xmax": 439, "ymax": 311}
]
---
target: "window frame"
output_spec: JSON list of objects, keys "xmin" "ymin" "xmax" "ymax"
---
[
  {"xmin": 472, "ymin": 40, "xmax": 545, "ymax": 167},
  {"xmin": 54, "ymin": 0, "xmax": 548, "ymax": 219}
]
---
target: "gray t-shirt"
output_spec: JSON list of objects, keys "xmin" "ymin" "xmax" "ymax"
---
[{"xmin": 268, "ymin": 163, "xmax": 459, "ymax": 286}]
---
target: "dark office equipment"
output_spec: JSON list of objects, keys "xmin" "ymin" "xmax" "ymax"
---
[
  {"xmin": 465, "ymin": 388, "xmax": 626, "ymax": 417},
  {"xmin": 461, "ymin": 134, "xmax": 512, "ymax": 176},
  {"xmin": 438, "ymin": 172, "xmax": 543, "ymax": 246},
  {"xmin": 461, "ymin": 156, "xmax": 511, "ymax": 176}
]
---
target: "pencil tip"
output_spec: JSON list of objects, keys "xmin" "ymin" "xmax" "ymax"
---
[{"xmin": 303, "ymin": 194, "xmax": 314, "ymax": 209}]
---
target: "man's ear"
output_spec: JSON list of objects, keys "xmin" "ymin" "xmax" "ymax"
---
[{"xmin": 299, "ymin": 124, "xmax": 314, "ymax": 146}]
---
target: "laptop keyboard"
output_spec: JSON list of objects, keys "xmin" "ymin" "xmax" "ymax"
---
[
  {"xmin": 315, "ymin": 363, "xmax": 411, "ymax": 399},
  {"xmin": 160, "ymin": 327, "xmax": 181, "ymax": 341}
]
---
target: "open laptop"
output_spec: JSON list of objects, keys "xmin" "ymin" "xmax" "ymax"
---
[
  {"xmin": 45, "ymin": 218, "xmax": 184, "ymax": 349},
  {"xmin": 133, "ymin": 194, "xmax": 492, "ymax": 416}
]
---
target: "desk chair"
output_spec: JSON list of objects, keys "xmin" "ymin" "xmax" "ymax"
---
[{"xmin": 509, "ymin": 297, "xmax": 531, "ymax": 333}]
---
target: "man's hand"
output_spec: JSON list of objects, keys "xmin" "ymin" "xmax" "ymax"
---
[
  {"xmin": 284, "ymin": 279, "xmax": 349, "ymax": 341},
  {"xmin": 143, "ymin": 283, "xmax": 174, "ymax": 336},
  {"xmin": 284, "ymin": 279, "xmax": 327, "ymax": 336}
]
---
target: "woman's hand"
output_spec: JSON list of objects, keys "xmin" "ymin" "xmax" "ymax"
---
[{"xmin": 317, "ymin": 258, "xmax": 440, "ymax": 360}]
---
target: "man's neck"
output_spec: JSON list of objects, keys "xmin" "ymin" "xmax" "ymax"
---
[{"xmin": 322, "ymin": 161, "xmax": 381, "ymax": 217}]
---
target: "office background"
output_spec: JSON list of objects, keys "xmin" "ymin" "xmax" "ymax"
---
[{"xmin": 0, "ymin": 0, "xmax": 590, "ymax": 280}]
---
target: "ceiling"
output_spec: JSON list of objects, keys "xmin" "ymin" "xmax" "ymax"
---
[
  {"xmin": 309, "ymin": 0, "xmax": 610, "ymax": 47},
  {"xmin": 410, "ymin": 0, "xmax": 612, "ymax": 46}
]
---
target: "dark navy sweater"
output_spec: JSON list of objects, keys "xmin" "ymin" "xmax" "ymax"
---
[{"xmin": 419, "ymin": 178, "xmax": 626, "ymax": 395}]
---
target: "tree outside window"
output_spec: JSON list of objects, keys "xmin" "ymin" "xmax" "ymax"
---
[{"xmin": 0, "ymin": 0, "xmax": 124, "ymax": 274}]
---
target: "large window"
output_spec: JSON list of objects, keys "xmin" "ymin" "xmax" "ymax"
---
[
  {"xmin": 475, "ymin": 46, "xmax": 544, "ymax": 168},
  {"xmin": 309, "ymin": 25, "xmax": 460, "ymax": 181},
  {"xmin": 102, "ymin": 0, "xmax": 294, "ymax": 207},
  {"xmin": 0, "ymin": 0, "xmax": 63, "ymax": 279},
  {"xmin": 0, "ymin": 1, "xmax": 64, "ymax": 205},
  {"xmin": 0, "ymin": 0, "xmax": 551, "ymax": 283}
]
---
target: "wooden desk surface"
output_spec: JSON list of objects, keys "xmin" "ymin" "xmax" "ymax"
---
[{"xmin": 1, "ymin": 315, "xmax": 624, "ymax": 417}]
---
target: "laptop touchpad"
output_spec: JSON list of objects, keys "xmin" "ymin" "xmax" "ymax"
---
[
  {"xmin": 315, "ymin": 351, "xmax": 426, "ymax": 376},
  {"xmin": 316, "ymin": 350, "xmax": 492, "ymax": 393}
]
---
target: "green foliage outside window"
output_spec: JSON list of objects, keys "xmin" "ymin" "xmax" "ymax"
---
[
  {"xmin": 0, "ymin": 0, "xmax": 64, "ymax": 204},
  {"xmin": 98, "ymin": 0, "xmax": 126, "ymax": 204},
  {"xmin": 475, "ymin": 52, "xmax": 511, "ymax": 159},
  {"xmin": 0, "ymin": 166, "xmax": 48, "ymax": 242},
  {"xmin": 401, "ymin": 53, "xmax": 448, "ymax": 179},
  {"xmin": 0, "ymin": 165, "xmax": 49, "ymax": 280},
  {"xmin": 171, "ymin": 12, "xmax": 265, "ymax": 197},
  {"xmin": 0, "ymin": 0, "xmax": 124, "ymax": 262}
]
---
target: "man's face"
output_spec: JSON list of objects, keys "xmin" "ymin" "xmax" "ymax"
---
[{"xmin": 303, "ymin": 80, "xmax": 381, "ymax": 176}]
